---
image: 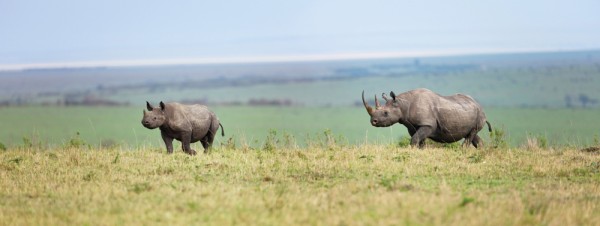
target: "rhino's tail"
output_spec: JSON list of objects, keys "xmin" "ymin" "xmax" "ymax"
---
[
  {"xmin": 219, "ymin": 123, "xmax": 225, "ymax": 136},
  {"xmin": 486, "ymin": 121, "xmax": 492, "ymax": 133}
]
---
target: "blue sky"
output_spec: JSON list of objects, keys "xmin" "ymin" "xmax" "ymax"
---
[{"xmin": 1, "ymin": 0, "xmax": 599, "ymax": 69}]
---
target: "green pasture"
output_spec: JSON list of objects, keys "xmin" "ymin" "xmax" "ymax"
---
[{"xmin": 1, "ymin": 106, "xmax": 599, "ymax": 149}]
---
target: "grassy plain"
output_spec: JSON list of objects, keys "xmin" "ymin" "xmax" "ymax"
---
[
  {"xmin": 1, "ymin": 106, "xmax": 599, "ymax": 149},
  {"xmin": 1, "ymin": 145, "xmax": 599, "ymax": 225},
  {"xmin": 1, "ymin": 51, "xmax": 600, "ymax": 225}
]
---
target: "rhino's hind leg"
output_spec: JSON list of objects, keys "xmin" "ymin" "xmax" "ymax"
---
[
  {"xmin": 201, "ymin": 140, "xmax": 211, "ymax": 153},
  {"xmin": 201, "ymin": 132, "xmax": 216, "ymax": 153},
  {"xmin": 462, "ymin": 136, "xmax": 473, "ymax": 148},
  {"xmin": 471, "ymin": 134, "xmax": 483, "ymax": 149},
  {"xmin": 411, "ymin": 126, "xmax": 434, "ymax": 149},
  {"xmin": 462, "ymin": 128, "xmax": 480, "ymax": 149}
]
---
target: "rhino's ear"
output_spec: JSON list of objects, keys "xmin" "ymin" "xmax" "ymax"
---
[
  {"xmin": 146, "ymin": 101, "xmax": 153, "ymax": 111},
  {"xmin": 159, "ymin": 101, "xmax": 166, "ymax": 111},
  {"xmin": 390, "ymin": 91, "xmax": 396, "ymax": 100}
]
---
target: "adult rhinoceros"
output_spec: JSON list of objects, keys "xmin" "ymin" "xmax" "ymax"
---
[{"xmin": 362, "ymin": 88, "xmax": 491, "ymax": 148}]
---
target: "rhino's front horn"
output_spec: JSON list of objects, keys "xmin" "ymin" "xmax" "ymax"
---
[{"xmin": 362, "ymin": 90, "xmax": 373, "ymax": 116}]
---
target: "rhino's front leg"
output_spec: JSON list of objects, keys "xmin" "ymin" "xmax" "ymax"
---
[
  {"xmin": 161, "ymin": 131, "xmax": 174, "ymax": 154},
  {"xmin": 411, "ymin": 126, "xmax": 434, "ymax": 149},
  {"xmin": 180, "ymin": 132, "xmax": 197, "ymax": 155}
]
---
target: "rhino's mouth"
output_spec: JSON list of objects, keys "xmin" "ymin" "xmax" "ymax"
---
[
  {"xmin": 372, "ymin": 123, "xmax": 391, "ymax": 127},
  {"xmin": 142, "ymin": 122, "xmax": 159, "ymax": 129},
  {"xmin": 371, "ymin": 120, "xmax": 394, "ymax": 127}
]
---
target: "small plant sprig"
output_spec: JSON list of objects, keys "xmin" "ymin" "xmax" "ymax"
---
[{"xmin": 490, "ymin": 127, "xmax": 509, "ymax": 149}]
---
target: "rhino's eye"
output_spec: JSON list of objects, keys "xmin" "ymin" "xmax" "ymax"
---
[
  {"xmin": 384, "ymin": 111, "xmax": 389, "ymax": 117},
  {"xmin": 153, "ymin": 117, "xmax": 157, "ymax": 120}
]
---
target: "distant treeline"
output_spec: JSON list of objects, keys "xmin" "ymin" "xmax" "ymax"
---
[
  {"xmin": 181, "ymin": 98, "xmax": 298, "ymax": 107},
  {"xmin": 0, "ymin": 95, "xmax": 131, "ymax": 107},
  {"xmin": 0, "ymin": 96, "xmax": 298, "ymax": 107}
]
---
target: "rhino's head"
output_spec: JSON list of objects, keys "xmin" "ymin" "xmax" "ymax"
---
[
  {"xmin": 142, "ymin": 101, "xmax": 167, "ymax": 129},
  {"xmin": 362, "ymin": 91, "xmax": 403, "ymax": 127}
]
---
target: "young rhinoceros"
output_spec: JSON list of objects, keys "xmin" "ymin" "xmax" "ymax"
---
[
  {"xmin": 362, "ymin": 88, "xmax": 491, "ymax": 149},
  {"xmin": 142, "ymin": 101, "xmax": 224, "ymax": 155}
]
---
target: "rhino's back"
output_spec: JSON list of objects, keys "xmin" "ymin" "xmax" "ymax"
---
[
  {"xmin": 185, "ymin": 104, "xmax": 212, "ymax": 117},
  {"xmin": 165, "ymin": 103, "xmax": 213, "ymax": 130}
]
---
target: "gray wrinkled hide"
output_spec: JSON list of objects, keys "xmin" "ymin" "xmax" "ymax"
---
[
  {"xmin": 142, "ymin": 101, "xmax": 223, "ymax": 155},
  {"xmin": 363, "ymin": 88, "xmax": 491, "ymax": 148}
]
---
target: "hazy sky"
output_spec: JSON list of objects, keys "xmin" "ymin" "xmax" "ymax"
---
[{"xmin": 1, "ymin": 0, "xmax": 599, "ymax": 69}]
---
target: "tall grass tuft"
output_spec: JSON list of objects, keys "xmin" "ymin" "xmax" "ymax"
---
[
  {"xmin": 397, "ymin": 136, "xmax": 411, "ymax": 148},
  {"xmin": 524, "ymin": 133, "xmax": 549, "ymax": 150},
  {"xmin": 263, "ymin": 129, "xmax": 279, "ymax": 151},
  {"xmin": 65, "ymin": 132, "xmax": 88, "ymax": 149},
  {"xmin": 490, "ymin": 127, "xmax": 509, "ymax": 149}
]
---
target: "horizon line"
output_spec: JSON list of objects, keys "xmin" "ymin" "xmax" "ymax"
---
[{"xmin": 0, "ymin": 47, "xmax": 596, "ymax": 72}]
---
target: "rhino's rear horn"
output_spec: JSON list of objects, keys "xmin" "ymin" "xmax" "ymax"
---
[
  {"xmin": 374, "ymin": 95, "xmax": 381, "ymax": 108},
  {"xmin": 382, "ymin": 93, "xmax": 389, "ymax": 101},
  {"xmin": 361, "ymin": 91, "xmax": 373, "ymax": 116}
]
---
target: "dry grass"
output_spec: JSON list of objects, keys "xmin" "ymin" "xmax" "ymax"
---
[{"xmin": 1, "ymin": 145, "xmax": 599, "ymax": 225}]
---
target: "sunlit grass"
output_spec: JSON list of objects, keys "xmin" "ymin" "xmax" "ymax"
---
[{"xmin": 1, "ymin": 144, "xmax": 598, "ymax": 225}]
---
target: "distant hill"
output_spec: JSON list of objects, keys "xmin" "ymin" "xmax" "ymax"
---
[{"xmin": 1, "ymin": 49, "xmax": 599, "ymax": 108}]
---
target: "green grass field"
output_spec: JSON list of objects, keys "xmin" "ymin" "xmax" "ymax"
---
[
  {"xmin": 1, "ymin": 106, "xmax": 599, "ymax": 150},
  {"xmin": 1, "ymin": 145, "xmax": 599, "ymax": 225}
]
